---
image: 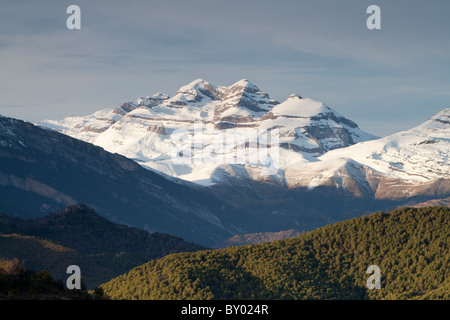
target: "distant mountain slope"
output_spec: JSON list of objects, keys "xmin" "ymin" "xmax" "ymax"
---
[
  {"xmin": 412, "ymin": 196, "xmax": 450, "ymax": 208},
  {"xmin": 0, "ymin": 204, "xmax": 206, "ymax": 288},
  {"xmin": 0, "ymin": 115, "xmax": 261, "ymax": 246},
  {"xmin": 100, "ymin": 206, "xmax": 450, "ymax": 300},
  {"xmin": 216, "ymin": 229, "xmax": 302, "ymax": 248}
]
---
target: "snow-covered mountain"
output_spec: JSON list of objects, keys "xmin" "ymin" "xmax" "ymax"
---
[
  {"xmin": 40, "ymin": 79, "xmax": 450, "ymax": 202},
  {"xmin": 40, "ymin": 79, "xmax": 377, "ymax": 185},
  {"xmin": 285, "ymin": 108, "xmax": 450, "ymax": 198}
]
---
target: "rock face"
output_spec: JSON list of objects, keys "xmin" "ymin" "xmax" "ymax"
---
[{"xmin": 212, "ymin": 79, "xmax": 279, "ymax": 127}]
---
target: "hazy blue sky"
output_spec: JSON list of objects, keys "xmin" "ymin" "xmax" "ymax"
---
[{"xmin": 1, "ymin": 0, "xmax": 449, "ymax": 136}]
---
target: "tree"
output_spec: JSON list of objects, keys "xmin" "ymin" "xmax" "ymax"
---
[{"xmin": 37, "ymin": 270, "xmax": 54, "ymax": 290}]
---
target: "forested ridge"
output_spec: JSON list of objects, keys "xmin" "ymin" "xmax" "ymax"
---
[
  {"xmin": 0, "ymin": 204, "xmax": 206, "ymax": 288},
  {"xmin": 1, "ymin": 204, "xmax": 206, "ymax": 258},
  {"xmin": 100, "ymin": 207, "xmax": 450, "ymax": 300}
]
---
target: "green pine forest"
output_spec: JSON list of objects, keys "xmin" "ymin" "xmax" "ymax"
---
[{"xmin": 100, "ymin": 206, "xmax": 450, "ymax": 300}]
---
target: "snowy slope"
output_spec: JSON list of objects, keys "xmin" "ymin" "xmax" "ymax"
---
[
  {"xmin": 322, "ymin": 108, "xmax": 450, "ymax": 182},
  {"xmin": 284, "ymin": 108, "xmax": 450, "ymax": 198},
  {"xmin": 260, "ymin": 94, "xmax": 375, "ymax": 153}
]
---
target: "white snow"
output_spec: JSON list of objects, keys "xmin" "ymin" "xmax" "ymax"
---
[{"xmin": 271, "ymin": 96, "xmax": 328, "ymax": 118}]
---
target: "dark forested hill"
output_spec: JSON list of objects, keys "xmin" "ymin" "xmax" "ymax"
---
[
  {"xmin": 100, "ymin": 206, "xmax": 450, "ymax": 300},
  {"xmin": 0, "ymin": 204, "xmax": 206, "ymax": 288},
  {"xmin": 1, "ymin": 204, "xmax": 205, "ymax": 257}
]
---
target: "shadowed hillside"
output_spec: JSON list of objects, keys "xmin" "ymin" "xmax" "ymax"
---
[{"xmin": 0, "ymin": 204, "xmax": 206, "ymax": 288}]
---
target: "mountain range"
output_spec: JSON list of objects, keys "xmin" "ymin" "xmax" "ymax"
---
[
  {"xmin": 40, "ymin": 79, "xmax": 449, "ymax": 198},
  {"xmin": 38, "ymin": 79, "xmax": 450, "ymax": 243},
  {"xmin": 1, "ymin": 79, "xmax": 449, "ymax": 248},
  {"xmin": 1, "ymin": 78, "xmax": 450, "ymax": 300}
]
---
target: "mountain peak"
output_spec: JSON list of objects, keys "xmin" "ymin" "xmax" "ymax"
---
[
  {"xmin": 179, "ymin": 78, "xmax": 208, "ymax": 89},
  {"xmin": 272, "ymin": 96, "xmax": 328, "ymax": 118},
  {"xmin": 175, "ymin": 79, "xmax": 219, "ymax": 102},
  {"xmin": 420, "ymin": 108, "xmax": 450, "ymax": 129},
  {"xmin": 152, "ymin": 92, "xmax": 170, "ymax": 100},
  {"xmin": 430, "ymin": 108, "xmax": 450, "ymax": 122},
  {"xmin": 228, "ymin": 79, "xmax": 260, "ymax": 93},
  {"xmin": 214, "ymin": 79, "xmax": 277, "ymax": 117},
  {"xmin": 177, "ymin": 79, "xmax": 216, "ymax": 93},
  {"xmin": 287, "ymin": 93, "xmax": 303, "ymax": 100}
]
